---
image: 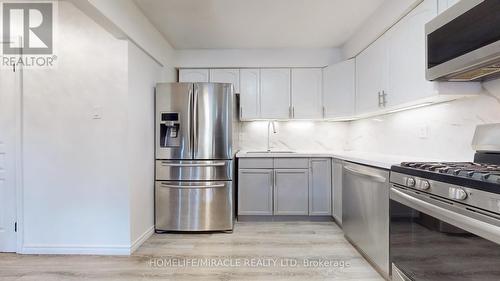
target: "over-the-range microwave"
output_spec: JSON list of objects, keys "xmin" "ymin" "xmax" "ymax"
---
[{"xmin": 425, "ymin": 0, "xmax": 500, "ymax": 82}]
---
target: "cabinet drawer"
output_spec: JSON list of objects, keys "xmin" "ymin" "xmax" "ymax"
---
[
  {"xmin": 274, "ymin": 158, "xmax": 309, "ymax": 169},
  {"xmin": 239, "ymin": 158, "xmax": 273, "ymax": 169}
]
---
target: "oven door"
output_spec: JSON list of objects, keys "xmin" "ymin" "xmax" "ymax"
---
[{"xmin": 390, "ymin": 185, "xmax": 500, "ymax": 281}]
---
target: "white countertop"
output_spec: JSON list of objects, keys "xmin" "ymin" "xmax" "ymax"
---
[{"xmin": 236, "ymin": 150, "xmax": 467, "ymax": 169}]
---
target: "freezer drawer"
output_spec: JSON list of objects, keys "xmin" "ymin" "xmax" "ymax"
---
[
  {"xmin": 156, "ymin": 160, "xmax": 233, "ymax": 181},
  {"xmin": 155, "ymin": 181, "xmax": 234, "ymax": 231}
]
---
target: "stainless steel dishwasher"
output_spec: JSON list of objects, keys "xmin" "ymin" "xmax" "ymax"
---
[{"xmin": 342, "ymin": 162, "xmax": 390, "ymax": 279}]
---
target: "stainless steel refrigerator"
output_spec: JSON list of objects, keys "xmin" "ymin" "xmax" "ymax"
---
[{"xmin": 155, "ymin": 82, "xmax": 234, "ymax": 232}]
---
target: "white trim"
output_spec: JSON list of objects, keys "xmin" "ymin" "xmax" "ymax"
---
[
  {"xmin": 20, "ymin": 226, "xmax": 155, "ymax": 255},
  {"xmin": 21, "ymin": 244, "xmax": 131, "ymax": 256},
  {"xmin": 130, "ymin": 226, "xmax": 154, "ymax": 254}
]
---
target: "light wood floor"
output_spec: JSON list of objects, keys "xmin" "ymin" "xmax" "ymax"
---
[{"xmin": 0, "ymin": 222, "xmax": 384, "ymax": 281}]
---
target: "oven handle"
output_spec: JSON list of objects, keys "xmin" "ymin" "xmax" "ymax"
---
[{"xmin": 390, "ymin": 187, "xmax": 500, "ymax": 245}]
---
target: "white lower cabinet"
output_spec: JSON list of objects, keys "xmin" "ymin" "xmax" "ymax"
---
[
  {"xmin": 274, "ymin": 169, "xmax": 309, "ymax": 215},
  {"xmin": 238, "ymin": 169, "xmax": 273, "ymax": 215},
  {"xmin": 332, "ymin": 159, "xmax": 343, "ymax": 224},
  {"xmin": 309, "ymin": 158, "xmax": 332, "ymax": 216},
  {"xmin": 238, "ymin": 157, "xmax": 332, "ymax": 217}
]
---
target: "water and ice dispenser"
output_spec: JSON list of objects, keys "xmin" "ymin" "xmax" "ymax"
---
[{"xmin": 159, "ymin": 113, "xmax": 180, "ymax": 147}]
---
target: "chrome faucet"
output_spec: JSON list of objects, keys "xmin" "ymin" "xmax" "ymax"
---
[{"xmin": 267, "ymin": 121, "xmax": 277, "ymax": 152}]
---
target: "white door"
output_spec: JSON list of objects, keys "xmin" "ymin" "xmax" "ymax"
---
[
  {"xmin": 178, "ymin": 69, "xmax": 209, "ymax": 82},
  {"xmin": 210, "ymin": 69, "xmax": 240, "ymax": 93},
  {"xmin": 0, "ymin": 47, "xmax": 19, "ymax": 252},
  {"xmin": 356, "ymin": 37, "xmax": 387, "ymax": 114},
  {"xmin": 323, "ymin": 59, "xmax": 356, "ymax": 119},
  {"xmin": 291, "ymin": 68, "xmax": 323, "ymax": 119},
  {"xmin": 239, "ymin": 69, "xmax": 260, "ymax": 120},
  {"xmin": 386, "ymin": 0, "xmax": 437, "ymax": 107},
  {"xmin": 260, "ymin": 68, "xmax": 290, "ymax": 119}
]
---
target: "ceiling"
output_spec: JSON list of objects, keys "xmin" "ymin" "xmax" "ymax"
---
[{"xmin": 134, "ymin": 0, "xmax": 385, "ymax": 49}]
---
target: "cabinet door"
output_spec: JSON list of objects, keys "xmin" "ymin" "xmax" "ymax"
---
[
  {"xmin": 438, "ymin": 0, "xmax": 459, "ymax": 14},
  {"xmin": 291, "ymin": 68, "xmax": 323, "ymax": 119},
  {"xmin": 210, "ymin": 69, "xmax": 240, "ymax": 93},
  {"xmin": 323, "ymin": 59, "xmax": 355, "ymax": 119},
  {"xmin": 309, "ymin": 159, "xmax": 332, "ymax": 216},
  {"xmin": 179, "ymin": 69, "xmax": 209, "ymax": 82},
  {"xmin": 260, "ymin": 69, "xmax": 291, "ymax": 119},
  {"xmin": 274, "ymin": 169, "xmax": 309, "ymax": 215},
  {"xmin": 239, "ymin": 69, "xmax": 260, "ymax": 120},
  {"xmin": 238, "ymin": 169, "xmax": 273, "ymax": 215},
  {"xmin": 332, "ymin": 160, "xmax": 343, "ymax": 224},
  {"xmin": 386, "ymin": 0, "xmax": 437, "ymax": 107},
  {"xmin": 355, "ymin": 37, "xmax": 387, "ymax": 114}
]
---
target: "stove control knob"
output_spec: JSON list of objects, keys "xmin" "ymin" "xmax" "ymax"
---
[
  {"xmin": 449, "ymin": 187, "xmax": 468, "ymax": 201},
  {"xmin": 420, "ymin": 180, "xmax": 431, "ymax": 190},
  {"xmin": 407, "ymin": 177, "xmax": 416, "ymax": 187}
]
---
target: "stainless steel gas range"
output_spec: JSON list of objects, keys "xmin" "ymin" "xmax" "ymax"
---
[{"xmin": 389, "ymin": 124, "xmax": 500, "ymax": 281}]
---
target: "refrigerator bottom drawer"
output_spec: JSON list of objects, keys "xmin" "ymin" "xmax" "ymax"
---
[{"xmin": 155, "ymin": 181, "xmax": 234, "ymax": 231}]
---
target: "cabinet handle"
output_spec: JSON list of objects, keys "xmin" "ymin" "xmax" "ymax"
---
[
  {"xmin": 292, "ymin": 106, "xmax": 295, "ymax": 118},
  {"xmin": 377, "ymin": 91, "xmax": 383, "ymax": 108},
  {"xmin": 382, "ymin": 90, "xmax": 387, "ymax": 108},
  {"xmin": 239, "ymin": 106, "xmax": 243, "ymax": 120},
  {"xmin": 322, "ymin": 106, "xmax": 326, "ymax": 118},
  {"xmin": 289, "ymin": 106, "xmax": 292, "ymax": 118}
]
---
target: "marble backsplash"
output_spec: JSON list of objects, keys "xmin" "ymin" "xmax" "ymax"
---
[{"xmin": 239, "ymin": 79, "xmax": 500, "ymax": 160}]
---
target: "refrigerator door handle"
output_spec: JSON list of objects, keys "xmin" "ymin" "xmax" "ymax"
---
[
  {"xmin": 193, "ymin": 84, "xmax": 198, "ymax": 155},
  {"xmin": 159, "ymin": 183, "xmax": 226, "ymax": 189},
  {"xmin": 160, "ymin": 161, "xmax": 227, "ymax": 167}
]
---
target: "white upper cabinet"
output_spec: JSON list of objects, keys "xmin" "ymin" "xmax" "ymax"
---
[
  {"xmin": 356, "ymin": 36, "xmax": 387, "ymax": 114},
  {"xmin": 354, "ymin": 0, "xmax": 481, "ymax": 117},
  {"xmin": 437, "ymin": 0, "xmax": 459, "ymax": 14},
  {"xmin": 239, "ymin": 69, "xmax": 260, "ymax": 120},
  {"xmin": 260, "ymin": 69, "xmax": 291, "ymax": 119},
  {"xmin": 179, "ymin": 69, "xmax": 210, "ymax": 82},
  {"xmin": 209, "ymin": 69, "xmax": 240, "ymax": 93},
  {"xmin": 323, "ymin": 59, "xmax": 355, "ymax": 119},
  {"xmin": 291, "ymin": 68, "xmax": 323, "ymax": 119},
  {"xmin": 385, "ymin": 0, "xmax": 437, "ymax": 107}
]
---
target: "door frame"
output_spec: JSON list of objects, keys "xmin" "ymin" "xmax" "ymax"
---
[{"xmin": 1, "ymin": 39, "xmax": 24, "ymax": 253}]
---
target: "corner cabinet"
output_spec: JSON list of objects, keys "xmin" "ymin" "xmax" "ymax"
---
[
  {"xmin": 291, "ymin": 68, "xmax": 323, "ymax": 119},
  {"xmin": 323, "ymin": 59, "xmax": 355, "ymax": 119},
  {"xmin": 309, "ymin": 158, "xmax": 332, "ymax": 216},
  {"xmin": 237, "ymin": 157, "xmax": 332, "ymax": 217}
]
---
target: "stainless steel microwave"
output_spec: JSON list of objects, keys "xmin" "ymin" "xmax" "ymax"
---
[{"xmin": 425, "ymin": 0, "xmax": 500, "ymax": 81}]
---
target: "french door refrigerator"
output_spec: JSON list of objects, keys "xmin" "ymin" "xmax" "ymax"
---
[{"xmin": 155, "ymin": 82, "xmax": 234, "ymax": 231}]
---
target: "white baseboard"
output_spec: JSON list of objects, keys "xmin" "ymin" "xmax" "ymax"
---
[
  {"xmin": 19, "ymin": 226, "xmax": 155, "ymax": 256},
  {"xmin": 130, "ymin": 225, "xmax": 154, "ymax": 254},
  {"xmin": 21, "ymin": 244, "xmax": 131, "ymax": 255}
]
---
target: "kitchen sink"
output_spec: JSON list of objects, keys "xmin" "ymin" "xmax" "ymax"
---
[{"xmin": 247, "ymin": 151, "xmax": 296, "ymax": 154}]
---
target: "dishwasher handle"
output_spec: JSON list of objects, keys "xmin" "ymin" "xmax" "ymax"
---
[{"xmin": 344, "ymin": 165, "xmax": 387, "ymax": 183}]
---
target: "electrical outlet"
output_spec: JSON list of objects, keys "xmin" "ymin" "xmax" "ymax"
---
[
  {"xmin": 92, "ymin": 106, "xmax": 103, "ymax": 119},
  {"xmin": 418, "ymin": 125, "xmax": 429, "ymax": 139}
]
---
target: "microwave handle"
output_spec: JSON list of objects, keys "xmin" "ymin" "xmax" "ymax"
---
[{"xmin": 390, "ymin": 187, "xmax": 500, "ymax": 245}]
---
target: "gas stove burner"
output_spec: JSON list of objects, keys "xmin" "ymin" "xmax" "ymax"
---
[{"xmin": 400, "ymin": 161, "xmax": 500, "ymax": 185}]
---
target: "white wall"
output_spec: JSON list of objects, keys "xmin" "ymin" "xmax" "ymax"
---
[
  {"xmin": 21, "ymin": 1, "xmax": 131, "ymax": 254},
  {"xmin": 176, "ymin": 48, "xmax": 343, "ymax": 68},
  {"xmin": 345, "ymin": 84, "xmax": 500, "ymax": 161},
  {"xmin": 127, "ymin": 41, "xmax": 166, "ymax": 248}
]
